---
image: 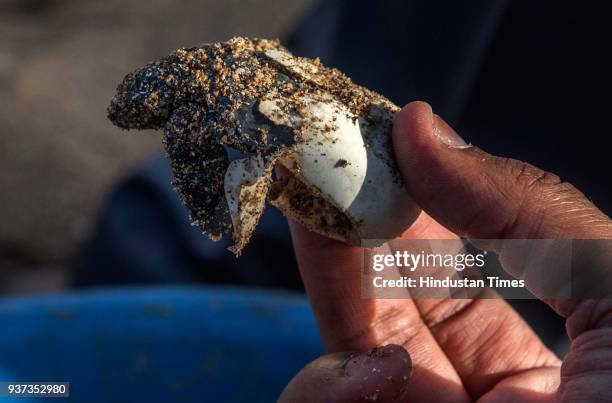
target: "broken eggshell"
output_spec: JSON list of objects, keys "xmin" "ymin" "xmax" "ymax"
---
[{"xmin": 108, "ymin": 37, "xmax": 421, "ymax": 255}]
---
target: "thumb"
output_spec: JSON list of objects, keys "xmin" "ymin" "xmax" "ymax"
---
[
  {"xmin": 278, "ymin": 345, "xmax": 411, "ymax": 403},
  {"xmin": 392, "ymin": 101, "xmax": 612, "ymax": 240}
]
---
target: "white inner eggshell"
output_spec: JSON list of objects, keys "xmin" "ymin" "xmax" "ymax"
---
[
  {"xmin": 224, "ymin": 155, "xmax": 270, "ymax": 254},
  {"xmin": 259, "ymin": 98, "xmax": 421, "ymax": 245},
  {"xmin": 285, "ymin": 101, "xmax": 367, "ymax": 209}
]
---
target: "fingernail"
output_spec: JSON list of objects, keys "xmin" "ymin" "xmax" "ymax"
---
[
  {"xmin": 343, "ymin": 345, "xmax": 412, "ymax": 402},
  {"xmin": 433, "ymin": 114, "xmax": 470, "ymax": 148}
]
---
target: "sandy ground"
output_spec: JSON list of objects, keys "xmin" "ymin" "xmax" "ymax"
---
[{"xmin": 0, "ymin": 0, "xmax": 312, "ymax": 290}]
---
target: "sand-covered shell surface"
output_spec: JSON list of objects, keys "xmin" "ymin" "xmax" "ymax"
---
[{"xmin": 108, "ymin": 37, "xmax": 420, "ymax": 255}]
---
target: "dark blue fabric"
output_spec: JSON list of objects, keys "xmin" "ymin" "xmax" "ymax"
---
[{"xmin": 0, "ymin": 287, "xmax": 322, "ymax": 403}]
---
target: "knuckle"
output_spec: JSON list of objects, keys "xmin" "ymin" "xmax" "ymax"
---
[
  {"xmin": 491, "ymin": 157, "xmax": 599, "ymax": 238},
  {"xmin": 420, "ymin": 293, "xmax": 487, "ymax": 329},
  {"xmin": 331, "ymin": 305, "xmax": 423, "ymax": 351},
  {"xmin": 497, "ymin": 157, "xmax": 561, "ymax": 190}
]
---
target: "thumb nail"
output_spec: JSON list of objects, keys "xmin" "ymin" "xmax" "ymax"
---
[
  {"xmin": 343, "ymin": 344, "xmax": 412, "ymax": 402},
  {"xmin": 433, "ymin": 114, "xmax": 470, "ymax": 148}
]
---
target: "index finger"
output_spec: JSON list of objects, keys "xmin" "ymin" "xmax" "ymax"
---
[{"xmin": 287, "ymin": 212, "xmax": 470, "ymax": 402}]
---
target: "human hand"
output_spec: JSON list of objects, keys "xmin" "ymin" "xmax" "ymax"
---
[{"xmin": 278, "ymin": 102, "xmax": 612, "ymax": 402}]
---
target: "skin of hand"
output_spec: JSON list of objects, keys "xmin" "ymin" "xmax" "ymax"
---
[{"xmin": 278, "ymin": 101, "xmax": 612, "ymax": 403}]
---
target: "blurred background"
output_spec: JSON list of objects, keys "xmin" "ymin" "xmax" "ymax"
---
[
  {"xmin": 2, "ymin": 0, "xmax": 610, "ymax": 293},
  {"xmin": 0, "ymin": 0, "xmax": 313, "ymax": 292},
  {"xmin": 0, "ymin": 0, "xmax": 610, "ymax": 400}
]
